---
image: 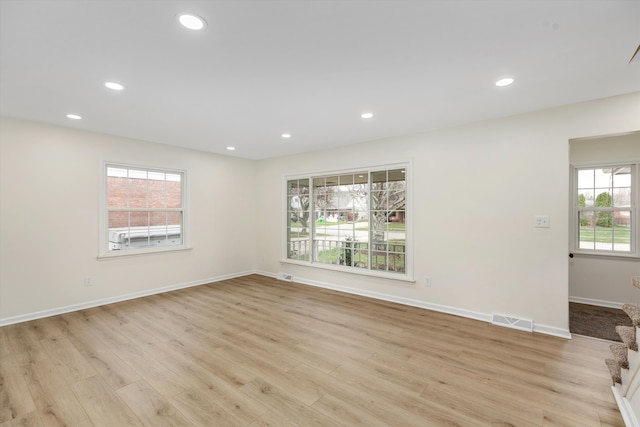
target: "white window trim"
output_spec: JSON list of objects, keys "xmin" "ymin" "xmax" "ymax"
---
[
  {"xmin": 98, "ymin": 161, "xmax": 190, "ymax": 259},
  {"xmin": 282, "ymin": 162, "xmax": 413, "ymax": 280},
  {"xmin": 570, "ymin": 160, "xmax": 638, "ymax": 259}
]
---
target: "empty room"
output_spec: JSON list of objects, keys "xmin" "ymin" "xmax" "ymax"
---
[{"xmin": 1, "ymin": 1, "xmax": 640, "ymax": 426}]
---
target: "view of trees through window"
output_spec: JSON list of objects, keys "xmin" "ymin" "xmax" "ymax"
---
[
  {"xmin": 287, "ymin": 167, "xmax": 406, "ymax": 273},
  {"xmin": 576, "ymin": 165, "xmax": 632, "ymax": 252},
  {"xmin": 107, "ymin": 165, "xmax": 183, "ymax": 251}
]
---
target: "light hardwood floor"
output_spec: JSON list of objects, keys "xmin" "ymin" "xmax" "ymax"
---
[{"xmin": 0, "ymin": 274, "xmax": 625, "ymax": 426}]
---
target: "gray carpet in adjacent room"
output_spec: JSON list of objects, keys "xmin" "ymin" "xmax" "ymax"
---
[{"xmin": 569, "ymin": 302, "xmax": 632, "ymax": 342}]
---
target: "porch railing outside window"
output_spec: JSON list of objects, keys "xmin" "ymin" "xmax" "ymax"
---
[{"xmin": 286, "ymin": 166, "xmax": 407, "ymax": 274}]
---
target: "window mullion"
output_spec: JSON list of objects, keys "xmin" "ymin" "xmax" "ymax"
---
[
  {"xmin": 103, "ymin": 163, "xmax": 185, "ymax": 256},
  {"xmin": 367, "ymin": 171, "xmax": 372, "ymax": 270},
  {"xmin": 286, "ymin": 165, "xmax": 408, "ymax": 274},
  {"xmin": 630, "ymin": 163, "xmax": 640, "ymax": 256},
  {"xmin": 309, "ymin": 177, "xmax": 315, "ymax": 264},
  {"xmin": 108, "ymin": 207, "xmax": 183, "ymax": 212},
  {"xmin": 574, "ymin": 163, "xmax": 636, "ymax": 256}
]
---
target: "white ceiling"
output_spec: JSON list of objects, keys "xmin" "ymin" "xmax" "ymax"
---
[{"xmin": 1, "ymin": 0, "xmax": 638, "ymax": 160}]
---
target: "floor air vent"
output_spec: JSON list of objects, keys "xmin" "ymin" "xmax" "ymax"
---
[
  {"xmin": 491, "ymin": 313, "xmax": 534, "ymax": 332},
  {"xmin": 277, "ymin": 273, "xmax": 293, "ymax": 282}
]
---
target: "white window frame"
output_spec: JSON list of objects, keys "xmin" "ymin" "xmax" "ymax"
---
[
  {"xmin": 98, "ymin": 162, "xmax": 189, "ymax": 259},
  {"xmin": 571, "ymin": 161, "xmax": 638, "ymax": 258},
  {"xmin": 282, "ymin": 163, "xmax": 413, "ymax": 281}
]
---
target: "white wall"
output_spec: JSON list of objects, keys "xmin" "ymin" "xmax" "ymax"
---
[
  {"xmin": 2, "ymin": 93, "xmax": 639, "ymax": 334},
  {"xmin": 255, "ymin": 93, "xmax": 640, "ymax": 337},
  {"xmin": 0, "ymin": 117, "xmax": 257, "ymax": 323},
  {"xmin": 569, "ymin": 132, "xmax": 640, "ymax": 306}
]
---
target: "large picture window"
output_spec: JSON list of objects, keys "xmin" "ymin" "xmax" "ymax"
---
[
  {"xmin": 102, "ymin": 163, "xmax": 186, "ymax": 256},
  {"xmin": 286, "ymin": 165, "xmax": 408, "ymax": 276},
  {"xmin": 574, "ymin": 164, "xmax": 637, "ymax": 256}
]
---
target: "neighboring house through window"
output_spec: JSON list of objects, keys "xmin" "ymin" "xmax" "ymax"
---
[
  {"xmin": 101, "ymin": 163, "xmax": 186, "ymax": 257},
  {"xmin": 286, "ymin": 165, "xmax": 410, "ymax": 277}
]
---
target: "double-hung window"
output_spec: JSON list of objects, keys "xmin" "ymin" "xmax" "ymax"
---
[
  {"xmin": 286, "ymin": 165, "xmax": 409, "ymax": 277},
  {"xmin": 573, "ymin": 163, "xmax": 637, "ymax": 256},
  {"xmin": 101, "ymin": 163, "xmax": 186, "ymax": 257}
]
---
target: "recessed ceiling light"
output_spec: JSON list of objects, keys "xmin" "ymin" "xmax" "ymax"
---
[
  {"xmin": 178, "ymin": 14, "xmax": 206, "ymax": 30},
  {"xmin": 495, "ymin": 78, "xmax": 514, "ymax": 87},
  {"xmin": 361, "ymin": 112, "xmax": 374, "ymax": 119},
  {"xmin": 226, "ymin": 146, "xmax": 235, "ymax": 151},
  {"xmin": 66, "ymin": 114, "xmax": 82, "ymax": 120},
  {"xmin": 281, "ymin": 133, "xmax": 292, "ymax": 138},
  {"xmin": 105, "ymin": 81, "xmax": 124, "ymax": 91}
]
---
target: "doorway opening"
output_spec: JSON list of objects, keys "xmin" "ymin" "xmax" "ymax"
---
[{"xmin": 568, "ymin": 131, "xmax": 640, "ymax": 340}]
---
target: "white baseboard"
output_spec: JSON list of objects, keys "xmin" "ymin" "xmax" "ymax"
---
[
  {"xmin": 297, "ymin": 275, "xmax": 492, "ymax": 322},
  {"xmin": 257, "ymin": 270, "xmax": 277, "ymax": 280},
  {"xmin": 0, "ymin": 271, "xmax": 254, "ymax": 327},
  {"xmin": 259, "ymin": 270, "xmax": 571, "ymax": 340},
  {"xmin": 1, "ymin": 269, "xmax": 572, "ymax": 341},
  {"xmin": 612, "ymin": 386, "xmax": 640, "ymax": 427},
  {"xmin": 570, "ymin": 296, "xmax": 624, "ymax": 309},
  {"xmin": 534, "ymin": 323, "xmax": 572, "ymax": 339}
]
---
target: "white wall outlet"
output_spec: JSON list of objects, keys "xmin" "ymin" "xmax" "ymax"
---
[
  {"xmin": 535, "ymin": 215, "xmax": 550, "ymax": 228},
  {"xmin": 425, "ymin": 276, "xmax": 431, "ymax": 287},
  {"xmin": 84, "ymin": 277, "xmax": 93, "ymax": 287}
]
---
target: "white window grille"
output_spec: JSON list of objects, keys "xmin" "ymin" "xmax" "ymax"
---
[
  {"xmin": 573, "ymin": 163, "xmax": 637, "ymax": 257},
  {"xmin": 286, "ymin": 165, "xmax": 409, "ymax": 276},
  {"xmin": 101, "ymin": 163, "xmax": 187, "ymax": 257}
]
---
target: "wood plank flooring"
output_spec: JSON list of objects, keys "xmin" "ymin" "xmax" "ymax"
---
[{"xmin": 0, "ymin": 274, "xmax": 624, "ymax": 426}]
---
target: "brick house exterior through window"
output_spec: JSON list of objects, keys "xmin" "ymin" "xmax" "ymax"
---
[{"xmin": 103, "ymin": 164, "xmax": 185, "ymax": 255}]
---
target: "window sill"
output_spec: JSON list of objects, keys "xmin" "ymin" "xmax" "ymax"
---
[
  {"xmin": 280, "ymin": 258, "xmax": 415, "ymax": 283},
  {"xmin": 571, "ymin": 250, "xmax": 639, "ymax": 260},
  {"xmin": 98, "ymin": 245, "xmax": 192, "ymax": 260}
]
